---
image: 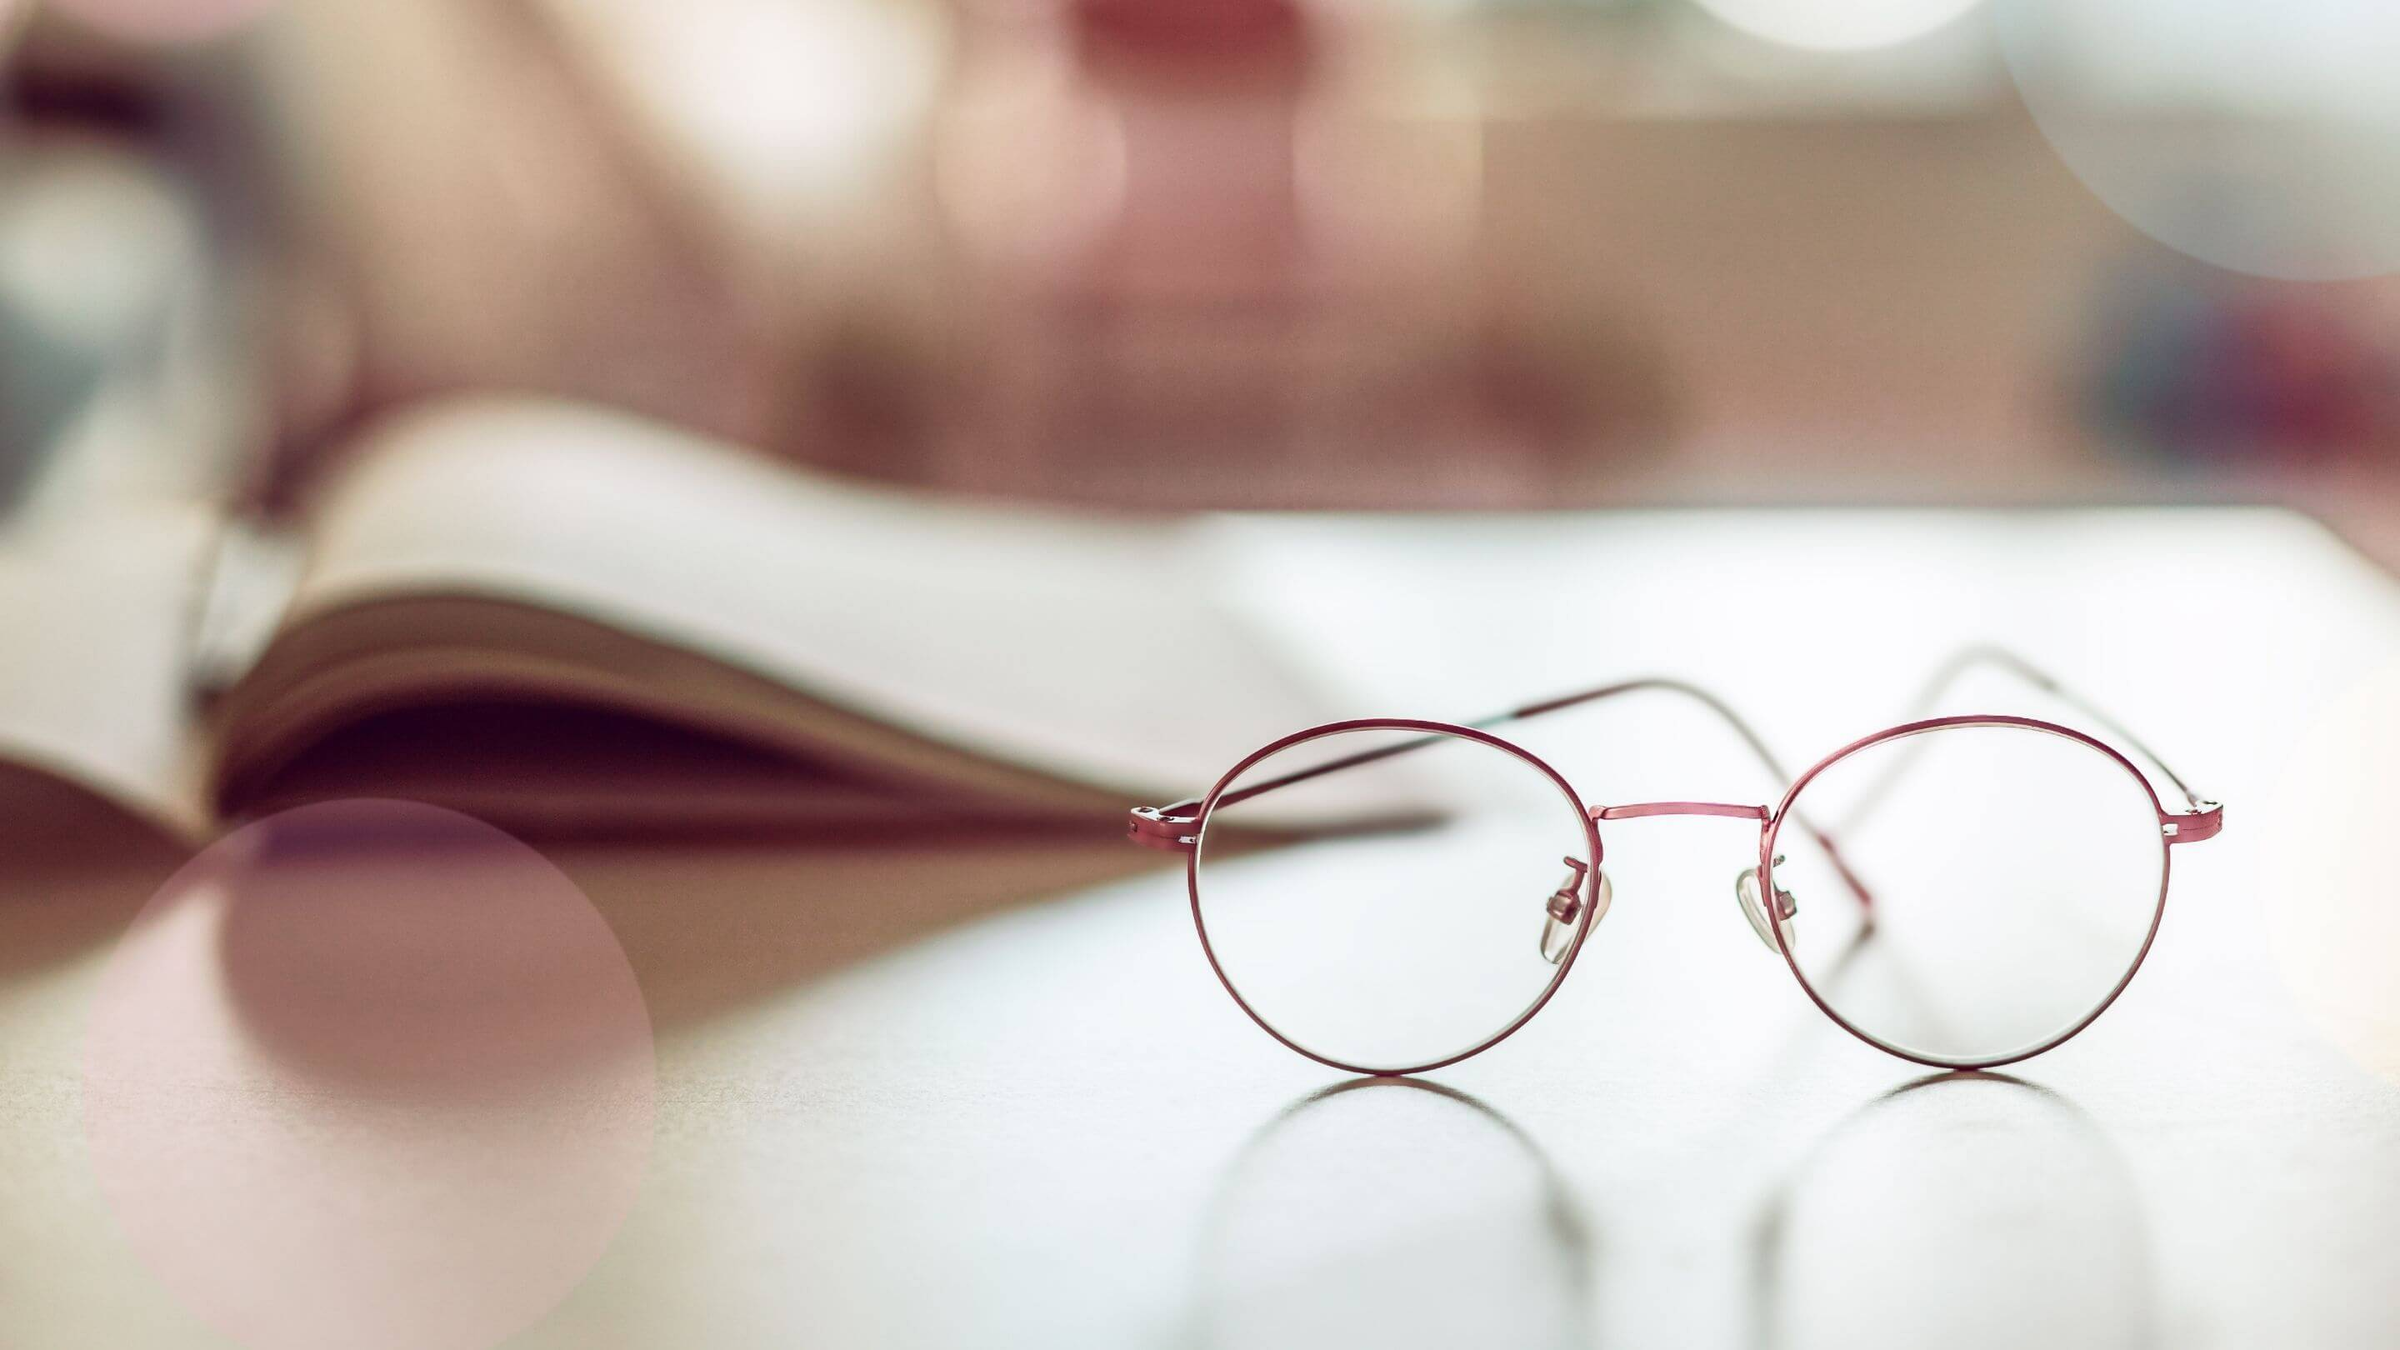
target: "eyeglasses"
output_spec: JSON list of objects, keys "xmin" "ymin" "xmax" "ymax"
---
[{"xmin": 1130, "ymin": 647, "xmax": 2223, "ymax": 1077}]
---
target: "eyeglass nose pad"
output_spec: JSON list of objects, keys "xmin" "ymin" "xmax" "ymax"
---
[
  {"xmin": 1734, "ymin": 856, "xmax": 1798, "ymax": 953},
  {"xmin": 1539, "ymin": 858, "xmax": 1609, "ymax": 965}
]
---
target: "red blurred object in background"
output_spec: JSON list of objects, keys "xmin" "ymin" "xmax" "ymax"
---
[
  {"xmin": 930, "ymin": 0, "xmax": 1647, "ymax": 506},
  {"xmin": 1073, "ymin": 0, "xmax": 1306, "ymax": 62},
  {"xmin": 2080, "ymin": 256, "xmax": 2400, "ymax": 473}
]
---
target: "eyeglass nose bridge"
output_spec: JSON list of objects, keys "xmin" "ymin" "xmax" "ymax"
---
[
  {"xmin": 1591, "ymin": 801, "xmax": 1770, "ymax": 824},
  {"xmin": 1589, "ymin": 801, "xmax": 1793, "ymax": 953}
]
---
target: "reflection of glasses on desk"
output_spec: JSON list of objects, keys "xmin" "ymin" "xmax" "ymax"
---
[{"xmin": 1131, "ymin": 648, "xmax": 2224, "ymax": 1077}]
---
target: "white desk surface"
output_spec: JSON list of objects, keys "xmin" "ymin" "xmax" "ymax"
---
[{"xmin": 5, "ymin": 507, "xmax": 2399, "ymax": 1350}]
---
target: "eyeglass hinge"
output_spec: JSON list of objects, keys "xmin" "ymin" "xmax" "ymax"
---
[
  {"xmin": 2162, "ymin": 800, "xmax": 2223, "ymax": 844},
  {"xmin": 1128, "ymin": 805, "xmax": 1199, "ymax": 852}
]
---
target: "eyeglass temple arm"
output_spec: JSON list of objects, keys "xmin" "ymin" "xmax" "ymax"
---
[
  {"xmin": 1136, "ymin": 681, "xmax": 1782, "ymax": 832},
  {"xmin": 1130, "ymin": 678, "xmax": 1882, "ymax": 912},
  {"xmin": 1911, "ymin": 645, "xmax": 2218, "ymax": 814},
  {"xmin": 1128, "ymin": 727, "xmax": 1462, "ymax": 849}
]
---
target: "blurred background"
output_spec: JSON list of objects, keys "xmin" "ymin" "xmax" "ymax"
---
[
  {"xmin": 4, "ymin": 0, "xmax": 2400, "ymax": 518},
  {"xmin": 13, "ymin": 11, "xmax": 2400, "ymax": 1348}
]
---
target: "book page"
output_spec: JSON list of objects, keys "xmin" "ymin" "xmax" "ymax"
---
[
  {"xmin": 221, "ymin": 397, "xmax": 1362, "ymax": 823},
  {"xmin": 0, "ymin": 504, "xmax": 214, "ymax": 843}
]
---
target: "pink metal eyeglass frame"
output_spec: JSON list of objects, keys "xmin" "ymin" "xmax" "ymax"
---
[{"xmin": 1128, "ymin": 646, "xmax": 2224, "ymax": 1077}]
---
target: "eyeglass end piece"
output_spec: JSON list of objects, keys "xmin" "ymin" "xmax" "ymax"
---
[
  {"xmin": 2162, "ymin": 800, "xmax": 2223, "ymax": 844},
  {"xmin": 1128, "ymin": 806, "xmax": 1199, "ymax": 851}
]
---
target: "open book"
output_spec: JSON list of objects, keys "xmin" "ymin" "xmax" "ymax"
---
[{"xmin": 0, "ymin": 398, "xmax": 1340, "ymax": 844}]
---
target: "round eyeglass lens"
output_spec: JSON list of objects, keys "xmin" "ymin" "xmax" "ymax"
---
[
  {"xmin": 1767, "ymin": 722, "xmax": 2168, "ymax": 1065},
  {"xmin": 1193, "ymin": 726, "xmax": 1597, "ymax": 1073}
]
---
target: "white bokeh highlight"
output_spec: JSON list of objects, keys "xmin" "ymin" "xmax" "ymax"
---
[
  {"xmin": 1997, "ymin": 0, "xmax": 2400, "ymax": 280},
  {"xmin": 1691, "ymin": 0, "xmax": 1985, "ymax": 52}
]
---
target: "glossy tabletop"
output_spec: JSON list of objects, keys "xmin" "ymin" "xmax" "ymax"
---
[{"xmin": 4, "ymin": 507, "xmax": 2397, "ymax": 1350}]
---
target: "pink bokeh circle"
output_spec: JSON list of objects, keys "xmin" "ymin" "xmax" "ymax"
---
[{"xmin": 82, "ymin": 799, "xmax": 655, "ymax": 1350}]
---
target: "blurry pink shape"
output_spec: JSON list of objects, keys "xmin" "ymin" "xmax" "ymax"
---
[
  {"xmin": 83, "ymin": 800, "xmax": 655, "ymax": 1350},
  {"xmin": 49, "ymin": 0, "xmax": 277, "ymax": 43}
]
